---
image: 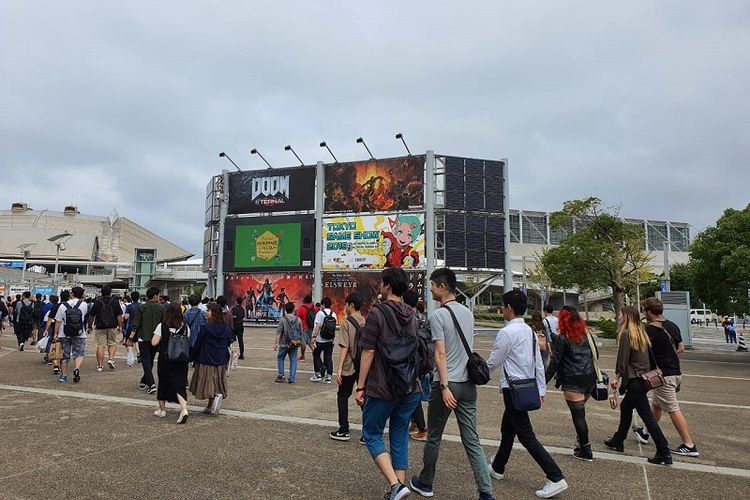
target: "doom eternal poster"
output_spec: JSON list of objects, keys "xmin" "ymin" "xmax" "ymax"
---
[
  {"xmin": 322, "ymin": 271, "xmax": 425, "ymax": 319},
  {"xmin": 224, "ymin": 272, "xmax": 313, "ymax": 321},
  {"xmin": 324, "ymin": 156, "xmax": 425, "ymax": 213}
]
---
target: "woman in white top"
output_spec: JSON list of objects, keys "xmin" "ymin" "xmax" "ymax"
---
[{"xmin": 152, "ymin": 303, "xmax": 190, "ymax": 424}]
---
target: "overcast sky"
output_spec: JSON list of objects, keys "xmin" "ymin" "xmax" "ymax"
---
[{"xmin": 2, "ymin": 1, "xmax": 748, "ymax": 256}]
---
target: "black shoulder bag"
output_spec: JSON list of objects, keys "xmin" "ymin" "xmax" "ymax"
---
[
  {"xmin": 504, "ymin": 329, "xmax": 542, "ymax": 411},
  {"xmin": 442, "ymin": 305, "xmax": 490, "ymax": 386}
]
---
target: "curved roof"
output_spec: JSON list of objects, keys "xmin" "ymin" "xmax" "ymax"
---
[{"xmin": 0, "ymin": 206, "xmax": 192, "ymax": 263}]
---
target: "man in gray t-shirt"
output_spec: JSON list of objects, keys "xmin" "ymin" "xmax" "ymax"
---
[
  {"xmin": 430, "ymin": 301, "xmax": 473, "ymax": 383},
  {"xmin": 410, "ymin": 268, "xmax": 492, "ymax": 498}
]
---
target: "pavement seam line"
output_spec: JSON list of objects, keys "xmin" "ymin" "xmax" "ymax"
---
[
  {"xmin": 642, "ymin": 464, "xmax": 652, "ymax": 500},
  {"xmin": 2, "ymin": 384, "xmax": 750, "ymax": 479}
]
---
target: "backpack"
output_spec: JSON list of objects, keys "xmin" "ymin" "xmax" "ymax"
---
[
  {"xmin": 231, "ymin": 305, "xmax": 245, "ymax": 331},
  {"xmin": 416, "ymin": 321, "xmax": 434, "ymax": 378},
  {"xmin": 284, "ymin": 316, "xmax": 304, "ymax": 348},
  {"xmin": 18, "ymin": 301, "xmax": 35, "ymax": 326},
  {"xmin": 305, "ymin": 305, "xmax": 316, "ymax": 331},
  {"xmin": 320, "ymin": 310, "xmax": 337, "ymax": 340},
  {"xmin": 63, "ymin": 300, "xmax": 85, "ymax": 337},
  {"xmin": 374, "ymin": 303, "xmax": 420, "ymax": 399},
  {"xmin": 347, "ymin": 316, "xmax": 363, "ymax": 375},
  {"xmin": 96, "ymin": 297, "xmax": 117, "ymax": 329}
]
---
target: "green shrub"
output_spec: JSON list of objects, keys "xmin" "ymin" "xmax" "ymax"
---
[{"xmin": 596, "ymin": 319, "xmax": 618, "ymax": 339}]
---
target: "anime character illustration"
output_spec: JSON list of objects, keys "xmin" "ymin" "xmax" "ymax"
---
[
  {"xmin": 381, "ymin": 214, "xmax": 423, "ymax": 268},
  {"xmin": 245, "ymin": 288, "xmax": 257, "ymax": 318},
  {"xmin": 276, "ymin": 287, "xmax": 289, "ymax": 314}
]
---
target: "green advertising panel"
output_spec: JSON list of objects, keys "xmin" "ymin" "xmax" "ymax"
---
[{"xmin": 234, "ymin": 223, "xmax": 301, "ymax": 269}]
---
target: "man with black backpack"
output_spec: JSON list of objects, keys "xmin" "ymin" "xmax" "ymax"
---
[
  {"xmin": 15, "ymin": 291, "xmax": 35, "ymax": 351},
  {"xmin": 88, "ymin": 285, "xmax": 123, "ymax": 372},
  {"xmin": 310, "ymin": 297, "xmax": 337, "ymax": 384},
  {"xmin": 274, "ymin": 302, "xmax": 303, "ymax": 383},
  {"xmin": 329, "ymin": 292, "xmax": 366, "ymax": 441},
  {"xmin": 409, "ymin": 268, "xmax": 494, "ymax": 500},
  {"xmin": 53, "ymin": 287, "xmax": 89, "ymax": 383},
  {"xmin": 355, "ymin": 267, "xmax": 421, "ymax": 500}
]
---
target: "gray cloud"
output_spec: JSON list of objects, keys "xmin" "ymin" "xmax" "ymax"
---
[{"xmin": 2, "ymin": 1, "xmax": 748, "ymax": 255}]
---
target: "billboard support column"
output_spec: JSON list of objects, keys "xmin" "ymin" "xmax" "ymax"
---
[
  {"xmin": 216, "ymin": 169, "xmax": 229, "ymax": 297},
  {"xmin": 424, "ymin": 150, "xmax": 437, "ymax": 315},
  {"xmin": 313, "ymin": 161, "xmax": 324, "ymax": 302},
  {"xmin": 502, "ymin": 159, "xmax": 513, "ymax": 292}
]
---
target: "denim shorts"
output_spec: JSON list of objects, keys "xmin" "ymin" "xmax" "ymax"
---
[
  {"xmin": 362, "ymin": 392, "xmax": 421, "ymax": 470},
  {"xmin": 61, "ymin": 337, "xmax": 86, "ymax": 362}
]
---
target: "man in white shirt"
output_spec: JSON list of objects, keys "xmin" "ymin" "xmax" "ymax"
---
[
  {"xmin": 542, "ymin": 305, "xmax": 558, "ymax": 346},
  {"xmin": 53, "ymin": 286, "xmax": 89, "ymax": 384},
  {"xmin": 486, "ymin": 290, "xmax": 567, "ymax": 499},
  {"xmin": 310, "ymin": 297, "xmax": 336, "ymax": 383}
]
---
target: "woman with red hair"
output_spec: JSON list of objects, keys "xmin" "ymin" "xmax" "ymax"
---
[{"xmin": 545, "ymin": 306, "xmax": 598, "ymax": 461}]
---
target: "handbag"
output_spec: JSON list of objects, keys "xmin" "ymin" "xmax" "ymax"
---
[
  {"xmin": 49, "ymin": 339, "xmax": 63, "ymax": 361},
  {"xmin": 505, "ymin": 329, "xmax": 542, "ymax": 412},
  {"xmin": 167, "ymin": 324, "xmax": 190, "ymax": 363},
  {"xmin": 442, "ymin": 305, "xmax": 490, "ymax": 386},
  {"xmin": 586, "ymin": 332, "xmax": 609, "ymax": 401},
  {"xmin": 640, "ymin": 348, "xmax": 665, "ymax": 391}
]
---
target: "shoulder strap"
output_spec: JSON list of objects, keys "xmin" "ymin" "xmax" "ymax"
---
[
  {"xmin": 586, "ymin": 332, "xmax": 603, "ymax": 383},
  {"xmin": 376, "ymin": 303, "xmax": 404, "ymax": 337},
  {"xmin": 648, "ymin": 321, "xmax": 678, "ymax": 354},
  {"xmin": 544, "ymin": 318, "xmax": 551, "ymax": 331},
  {"xmin": 441, "ymin": 304, "xmax": 472, "ymax": 357},
  {"xmin": 346, "ymin": 316, "xmax": 361, "ymax": 331},
  {"xmin": 74, "ymin": 300, "xmax": 82, "ymax": 310}
]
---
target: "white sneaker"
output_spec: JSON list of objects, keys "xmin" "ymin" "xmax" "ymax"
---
[
  {"xmin": 310, "ymin": 373, "xmax": 322, "ymax": 382},
  {"xmin": 107, "ymin": 359, "xmax": 115, "ymax": 370},
  {"xmin": 176, "ymin": 410, "xmax": 189, "ymax": 424},
  {"xmin": 324, "ymin": 376, "xmax": 332, "ymax": 384},
  {"xmin": 96, "ymin": 366, "xmax": 103, "ymax": 372},
  {"xmin": 535, "ymin": 479, "xmax": 568, "ymax": 498},
  {"xmin": 153, "ymin": 410, "xmax": 166, "ymax": 418},
  {"xmin": 488, "ymin": 462, "xmax": 504, "ymax": 480}
]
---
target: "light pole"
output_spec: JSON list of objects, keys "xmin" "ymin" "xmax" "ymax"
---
[
  {"xmin": 18, "ymin": 243, "xmax": 36, "ymax": 285},
  {"xmin": 47, "ymin": 232, "xmax": 72, "ymax": 294}
]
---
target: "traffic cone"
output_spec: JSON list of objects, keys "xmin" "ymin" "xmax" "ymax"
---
[{"xmin": 738, "ymin": 330, "xmax": 748, "ymax": 352}]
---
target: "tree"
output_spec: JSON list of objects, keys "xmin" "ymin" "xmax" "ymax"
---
[
  {"xmin": 690, "ymin": 204, "xmax": 750, "ymax": 315},
  {"xmin": 541, "ymin": 197, "xmax": 652, "ymax": 318},
  {"xmin": 668, "ymin": 262, "xmax": 702, "ymax": 308}
]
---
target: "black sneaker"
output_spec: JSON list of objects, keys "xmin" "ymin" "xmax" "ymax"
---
[
  {"xmin": 53, "ymin": 366, "xmax": 60, "ymax": 375},
  {"xmin": 647, "ymin": 453, "xmax": 673, "ymax": 465},
  {"xmin": 573, "ymin": 443, "xmax": 593, "ymax": 461},
  {"xmin": 359, "ymin": 436, "xmax": 366, "ymax": 445},
  {"xmin": 633, "ymin": 426, "xmax": 650, "ymax": 444},
  {"xmin": 387, "ymin": 483, "xmax": 411, "ymax": 500},
  {"xmin": 73, "ymin": 368, "xmax": 80, "ymax": 383},
  {"xmin": 604, "ymin": 437, "xmax": 624, "ymax": 453},
  {"xmin": 275, "ymin": 375, "xmax": 285, "ymax": 383},
  {"xmin": 329, "ymin": 430, "xmax": 351, "ymax": 441},
  {"xmin": 147, "ymin": 384, "xmax": 157, "ymax": 394},
  {"xmin": 19, "ymin": 344, "xmax": 24, "ymax": 351},
  {"xmin": 670, "ymin": 443, "xmax": 700, "ymax": 457}
]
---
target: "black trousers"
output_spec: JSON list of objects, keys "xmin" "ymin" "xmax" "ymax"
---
[
  {"xmin": 612, "ymin": 379, "xmax": 669, "ymax": 455},
  {"xmin": 139, "ymin": 341, "xmax": 155, "ymax": 386},
  {"xmin": 313, "ymin": 341, "xmax": 333, "ymax": 377},
  {"xmin": 16, "ymin": 323, "xmax": 31, "ymax": 345},
  {"xmin": 492, "ymin": 389, "xmax": 564, "ymax": 482},
  {"xmin": 337, "ymin": 374, "xmax": 357, "ymax": 432},
  {"xmin": 234, "ymin": 327, "xmax": 244, "ymax": 356}
]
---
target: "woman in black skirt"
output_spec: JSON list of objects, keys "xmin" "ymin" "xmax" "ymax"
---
[
  {"xmin": 152, "ymin": 303, "xmax": 190, "ymax": 424},
  {"xmin": 545, "ymin": 306, "xmax": 597, "ymax": 461}
]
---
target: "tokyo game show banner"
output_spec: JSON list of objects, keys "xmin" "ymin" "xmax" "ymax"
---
[
  {"xmin": 224, "ymin": 272, "xmax": 313, "ymax": 318},
  {"xmin": 322, "ymin": 271, "xmax": 425, "ymax": 319},
  {"xmin": 322, "ymin": 213, "xmax": 425, "ymax": 270},
  {"xmin": 228, "ymin": 166, "xmax": 316, "ymax": 214},
  {"xmin": 324, "ymin": 156, "xmax": 425, "ymax": 213}
]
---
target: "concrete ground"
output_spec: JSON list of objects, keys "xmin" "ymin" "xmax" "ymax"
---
[{"xmin": 1, "ymin": 326, "xmax": 749, "ymax": 500}]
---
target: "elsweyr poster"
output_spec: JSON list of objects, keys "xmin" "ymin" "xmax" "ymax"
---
[{"xmin": 322, "ymin": 213, "xmax": 426, "ymax": 270}]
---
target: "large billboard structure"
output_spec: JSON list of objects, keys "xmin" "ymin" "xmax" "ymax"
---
[{"xmin": 208, "ymin": 151, "xmax": 510, "ymax": 316}]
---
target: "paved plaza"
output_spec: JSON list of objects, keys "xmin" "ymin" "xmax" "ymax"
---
[{"xmin": 1, "ymin": 327, "xmax": 749, "ymax": 499}]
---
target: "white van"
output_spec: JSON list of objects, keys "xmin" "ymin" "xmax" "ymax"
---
[{"xmin": 690, "ymin": 309, "xmax": 716, "ymax": 324}]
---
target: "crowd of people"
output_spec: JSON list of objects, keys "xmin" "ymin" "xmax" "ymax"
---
[{"xmin": 0, "ymin": 267, "xmax": 701, "ymax": 499}]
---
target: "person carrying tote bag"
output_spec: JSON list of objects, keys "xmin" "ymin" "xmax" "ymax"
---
[{"xmin": 604, "ymin": 306, "xmax": 672, "ymax": 465}]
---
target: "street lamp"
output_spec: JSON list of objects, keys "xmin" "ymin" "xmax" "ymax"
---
[
  {"xmin": 48, "ymin": 232, "xmax": 72, "ymax": 294},
  {"xmin": 18, "ymin": 243, "xmax": 36, "ymax": 285}
]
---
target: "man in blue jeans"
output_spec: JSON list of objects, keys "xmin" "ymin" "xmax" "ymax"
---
[
  {"xmin": 356, "ymin": 267, "xmax": 421, "ymax": 500},
  {"xmin": 274, "ymin": 302, "xmax": 300, "ymax": 383}
]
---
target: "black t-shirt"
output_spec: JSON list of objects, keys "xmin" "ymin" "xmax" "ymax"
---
[{"xmin": 645, "ymin": 319, "xmax": 681, "ymax": 377}]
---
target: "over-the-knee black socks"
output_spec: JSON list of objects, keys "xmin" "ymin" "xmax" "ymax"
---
[{"xmin": 567, "ymin": 399, "xmax": 589, "ymax": 445}]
